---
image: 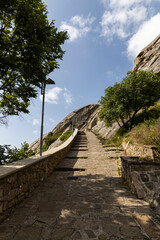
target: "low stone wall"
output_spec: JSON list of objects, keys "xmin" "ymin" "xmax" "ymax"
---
[
  {"xmin": 122, "ymin": 143, "xmax": 159, "ymax": 161},
  {"xmin": 0, "ymin": 129, "xmax": 78, "ymax": 223},
  {"xmin": 121, "ymin": 156, "xmax": 160, "ymax": 214}
]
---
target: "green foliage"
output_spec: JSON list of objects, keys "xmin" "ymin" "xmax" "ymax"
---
[
  {"xmin": 0, "ymin": 0, "xmax": 68, "ymax": 121},
  {"xmin": 42, "ymin": 130, "xmax": 73, "ymax": 152},
  {"xmin": 117, "ymin": 167, "xmax": 121, "ymax": 176},
  {"xmin": 103, "ymin": 101, "xmax": 160, "ymax": 149},
  {"xmin": 60, "ymin": 130, "xmax": 73, "ymax": 142},
  {"xmin": 99, "ymin": 70, "xmax": 160, "ymax": 130},
  {"xmin": 104, "ymin": 129, "xmax": 127, "ymax": 147},
  {"xmin": 128, "ymin": 118, "xmax": 160, "ymax": 146},
  {"xmin": 0, "ymin": 142, "xmax": 35, "ymax": 165},
  {"xmin": 42, "ymin": 132, "xmax": 62, "ymax": 152}
]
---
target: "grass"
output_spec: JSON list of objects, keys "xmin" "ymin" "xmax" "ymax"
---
[
  {"xmin": 92, "ymin": 130, "xmax": 108, "ymax": 145},
  {"xmin": 60, "ymin": 130, "xmax": 74, "ymax": 142},
  {"xmin": 104, "ymin": 128, "xmax": 127, "ymax": 147},
  {"xmin": 143, "ymin": 236, "xmax": 151, "ymax": 240},
  {"xmin": 42, "ymin": 132, "xmax": 62, "ymax": 152},
  {"xmin": 117, "ymin": 167, "xmax": 121, "ymax": 176},
  {"xmin": 104, "ymin": 102, "xmax": 160, "ymax": 151},
  {"xmin": 94, "ymin": 101, "xmax": 160, "ymax": 162},
  {"xmin": 42, "ymin": 130, "xmax": 74, "ymax": 152},
  {"xmin": 127, "ymin": 118, "xmax": 160, "ymax": 146}
]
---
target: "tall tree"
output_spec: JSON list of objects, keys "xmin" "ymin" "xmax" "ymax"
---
[
  {"xmin": 99, "ymin": 71, "xmax": 160, "ymax": 130},
  {"xmin": 0, "ymin": 0, "xmax": 68, "ymax": 122}
]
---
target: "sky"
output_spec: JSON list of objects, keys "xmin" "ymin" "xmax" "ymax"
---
[{"xmin": 0, "ymin": 0, "xmax": 160, "ymax": 148}]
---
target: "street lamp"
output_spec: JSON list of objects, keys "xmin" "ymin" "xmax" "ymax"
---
[{"xmin": 40, "ymin": 78, "xmax": 55, "ymax": 156}]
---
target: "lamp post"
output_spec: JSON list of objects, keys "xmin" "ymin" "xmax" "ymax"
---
[{"xmin": 40, "ymin": 78, "xmax": 55, "ymax": 156}]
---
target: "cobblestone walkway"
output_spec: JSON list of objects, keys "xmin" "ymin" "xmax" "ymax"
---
[{"xmin": 0, "ymin": 131, "xmax": 160, "ymax": 240}]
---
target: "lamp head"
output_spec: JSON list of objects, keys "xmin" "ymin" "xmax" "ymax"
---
[{"xmin": 46, "ymin": 78, "xmax": 55, "ymax": 85}]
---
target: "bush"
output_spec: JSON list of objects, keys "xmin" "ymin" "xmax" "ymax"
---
[
  {"xmin": 99, "ymin": 70, "xmax": 160, "ymax": 130},
  {"xmin": 60, "ymin": 130, "xmax": 73, "ymax": 142},
  {"xmin": 0, "ymin": 142, "xmax": 35, "ymax": 165},
  {"xmin": 42, "ymin": 132, "xmax": 62, "ymax": 152},
  {"xmin": 103, "ymin": 103, "xmax": 160, "ymax": 148},
  {"xmin": 129, "ymin": 119, "xmax": 160, "ymax": 146}
]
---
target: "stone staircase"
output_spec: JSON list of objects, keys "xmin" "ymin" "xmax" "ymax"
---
[{"xmin": 0, "ymin": 130, "xmax": 160, "ymax": 240}]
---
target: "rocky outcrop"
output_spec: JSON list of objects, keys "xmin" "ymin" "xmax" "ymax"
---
[
  {"xmin": 29, "ymin": 104, "xmax": 120, "ymax": 152},
  {"xmin": 133, "ymin": 34, "xmax": 160, "ymax": 75},
  {"xmin": 30, "ymin": 104, "xmax": 99, "ymax": 152}
]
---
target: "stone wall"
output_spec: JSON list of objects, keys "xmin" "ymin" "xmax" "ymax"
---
[
  {"xmin": 122, "ymin": 143, "xmax": 159, "ymax": 162},
  {"xmin": 121, "ymin": 156, "xmax": 160, "ymax": 215},
  {"xmin": 0, "ymin": 129, "xmax": 78, "ymax": 223}
]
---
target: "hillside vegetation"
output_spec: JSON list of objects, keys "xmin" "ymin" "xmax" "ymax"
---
[
  {"xmin": 104, "ymin": 101, "xmax": 160, "ymax": 147},
  {"xmin": 42, "ymin": 130, "xmax": 73, "ymax": 152},
  {"xmin": 99, "ymin": 70, "xmax": 160, "ymax": 154}
]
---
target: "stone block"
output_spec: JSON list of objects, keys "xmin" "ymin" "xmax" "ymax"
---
[
  {"xmin": 140, "ymin": 173, "xmax": 149, "ymax": 182},
  {"xmin": 8, "ymin": 189, "xmax": 18, "ymax": 201},
  {"xmin": 3, "ymin": 183, "xmax": 11, "ymax": 195},
  {"xmin": 145, "ymin": 182, "xmax": 154, "ymax": 191},
  {"xmin": 0, "ymin": 203, "xmax": 3, "ymax": 213},
  {"xmin": 0, "ymin": 189, "xmax": 3, "ymax": 202}
]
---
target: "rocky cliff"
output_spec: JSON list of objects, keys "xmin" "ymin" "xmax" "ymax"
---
[
  {"xmin": 133, "ymin": 34, "xmax": 160, "ymax": 75},
  {"xmin": 30, "ymin": 104, "xmax": 119, "ymax": 152}
]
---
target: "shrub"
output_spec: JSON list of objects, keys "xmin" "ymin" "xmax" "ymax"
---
[
  {"xmin": 0, "ymin": 142, "xmax": 35, "ymax": 165},
  {"xmin": 42, "ymin": 132, "xmax": 62, "ymax": 152},
  {"xmin": 60, "ymin": 130, "xmax": 73, "ymax": 142},
  {"xmin": 99, "ymin": 70, "xmax": 160, "ymax": 130}
]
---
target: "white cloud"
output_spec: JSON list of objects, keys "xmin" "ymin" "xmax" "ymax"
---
[
  {"xmin": 100, "ymin": 0, "xmax": 148, "ymax": 40},
  {"xmin": 39, "ymin": 86, "xmax": 73, "ymax": 106},
  {"xmin": 33, "ymin": 130, "xmax": 39, "ymax": 135},
  {"xmin": 71, "ymin": 15, "xmax": 95, "ymax": 27},
  {"xmin": 40, "ymin": 87, "xmax": 63, "ymax": 104},
  {"xmin": 49, "ymin": 118, "xmax": 55, "ymax": 124},
  {"xmin": 32, "ymin": 119, "xmax": 40, "ymax": 126},
  {"xmin": 63, "ymin": 88, "xmax": 73, "ymax": 105},
  {"xmin": 106, "ymin": 0, "xmax": 152, "ymax": 8},
  {"xmin": 60, "ymin": 14, "xmax": 95, "ymax": 41},
  {"xmin": 127, "ymin": 13, "xmax": 160, "ymax": 59}
]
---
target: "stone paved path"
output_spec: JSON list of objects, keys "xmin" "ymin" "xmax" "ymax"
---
[{"xmin": 0, "ymin": 131, "xmax": 160, "ymax": 240}]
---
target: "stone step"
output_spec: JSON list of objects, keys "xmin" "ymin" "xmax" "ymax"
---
[
  {"xmin": 70, "ymin": 148, "xmax": 88, "ymax": 151},
  {"xmin": 55, "ymin": 167, "xmax": 85, "ymax": 172},
  {"xmin": 78, "ymin": 131, "xmax": 86, "ymax": 135},
  {"xmin": 72, "ymin": 145, "xmax": 88, "ymax": 148},
  {"xmin": 64, "ymin": 156, "xmax": 88, "ymax": 159}
]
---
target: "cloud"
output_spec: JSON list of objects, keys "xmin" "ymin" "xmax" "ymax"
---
[
  {"xmin": 32, "ymin": 119, "xmax": 40, "ymax": 126},
  {"xmin": 100, "ymin": 0, "xmax": 156, "ymax": 41},
  {"xmin": 39, "ymin": 86, "xmax": 73, "ymax": 106},
  {"xmin": 60, "ymin": 14, "xmax": 95, "ymax": 41},
  {"xmin": 63, "ymin": 88, "xmax": 73, "ymax": 105},
  {"xmin": 40, "ymin": 87, "xmax": 63, "ymax": 104},
  {"xmin": 127, "ymin": 13, "xmax": 160, "ymax": 59},
  {"xmin": 33, "ymin": 130, "xmax": 39, "ymax": 135},
  {"xmin": 49, "ymin": 118, "xmax": 55, "ymax": 124}
]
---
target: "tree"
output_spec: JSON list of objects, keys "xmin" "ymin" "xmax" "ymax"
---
[
  {"xmin": 99, "ymin": 70, "xmax": 160, "ymax": 130},
  {"xmin": 0, "ymin": 142, "xmax": 34, "ymax": 165},
  {"xmin": 0, "ymin": 0, "xmax": 68, "ymax": 122}
]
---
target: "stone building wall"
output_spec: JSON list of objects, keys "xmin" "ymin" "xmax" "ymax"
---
[{"xmin": 0, "ymin": 129, "xmax": 78, "ymax": 223}]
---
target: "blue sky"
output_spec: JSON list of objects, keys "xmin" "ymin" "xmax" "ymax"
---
[{"xmin": 1, "ymin": 0, "xmax": 160, "ymax": 148}]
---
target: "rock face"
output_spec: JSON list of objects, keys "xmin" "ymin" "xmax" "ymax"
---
[
  {"xmin": 133, "ymin": 34, "xmax": 160, "ymax": 75},
  {"xmin": 29, "ymin": 104, "xmax": 120, "ymax": 152},
  {"xmin": 30, "ymin": 104, "xmax": 99, "ymax": 151}
]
